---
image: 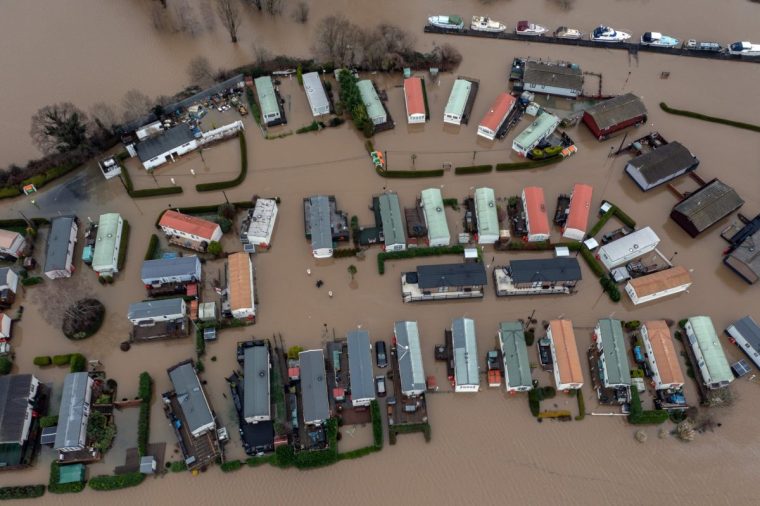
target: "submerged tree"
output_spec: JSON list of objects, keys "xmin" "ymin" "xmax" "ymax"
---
[
  {"xmin": 89, "ymin": 102, "xmax": 119, "ymax": 135},
  {"xmin": 313, "ymin": 14, "xmax": 361, "ymax": 66},
  {"xmin": 121, "ymin": 89, "xmax": 154, "ymax": 123},
  {"xmin": 29, "ymin": 103, "xmax": 89, "ymax": 154},
  {"xmin": 291, "ymin": 1, "xmax": 309, "ymax": 23},
  {"xmin": 187, "ymin": 56, "xmax": 216, "ymax": 87},
  {"xmin": 216, "ymin": 0, "xmax": 242, "ymax": 43},
  {"xmin": 264, "ymin": 0, "xmax": 284, "ymax": 15},
  {"xmin": 347, "ymin": 264, "xmax": 357, "ymax": 280}
]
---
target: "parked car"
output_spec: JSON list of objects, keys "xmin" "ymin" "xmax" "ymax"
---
[
  {"xmin": 375, "ymin": 375, "xmax": 387, "ymax": 397},
  {"xmin": 375, "ymin": 340, "xmax": 388, "ymax": 368}
]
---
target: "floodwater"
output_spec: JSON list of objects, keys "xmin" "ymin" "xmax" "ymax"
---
[{"xmin": 2, "ymin": 0, "xmax": 760, "ymax": 504}]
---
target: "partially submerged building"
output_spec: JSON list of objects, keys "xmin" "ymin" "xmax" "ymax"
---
[
  {"xmin": 299, "ymin": 350, "xmax": 329, "ymax": 425},
  {"xmin": 0, "ymin": 268, "xmax": 18, "ymax": 308},
  {"xmin": 402, "ymin": 263, "xmax": 487, "ymax": 303},
  {"xmin": 522, "ymin": 60, "xmax": 584, "ymax": 98},
  {"xmin": 477, "ymin": 92, "xmax": 516, "ymax": 140},
  {"xmin": 474, "ymin": 187, "xmax": 499, "ymax": 244},
  {"xmin": 582, "ymin": 93, "xmax": 647, "ymax": 140},
  {"xmin": 375, "ymin": 192, "xmax": 406, "ymax": 251},
  {"xmin": 141, "ymin": 256, "xmax": 201, "ymax": 287},
  {"xmin": 547, "ymin": 320, "xmax": 583, "ymax": 391},
  {"xmin": 347, "ymin": 330, "xmax": 375, "ymax": 407},
  {"xmin": 159, "ymin": 210, "xmax": 222, "ymax": 252},
  {"xmin": 393, "ymin": 321, "xmax": 426, "ymax": 397},
  {"xmin": 512, "ymin": 112, "xmax": 560, "ymax": 156},
  {"xmin": 562, "ymin": 184, "xmax": 593, "ymax": 241},
  {"xmin": 302, "ymin": 72, "xmax": 330, "ymax": 116},
  {"xmin": 594, "ymin": 319, "xmax": 631, "ymax": 394},
  {"xmin": 136, "ymin": 124, "xmax": 198, "ymax": 170},
  {"xmin": 724, "ymin": 227, "xmax": 760, "ymax": 284},
  {"xmin": 43, "ymin": 216, "xmax": 78, "ymax": 279},
  {"xmin": 55, "ymin": 372, "xmax": 93, "ymax": 453},
  {"xmin": 726, "ymin": 316, "xmax": 760, "ymax": 369},
  {"xmin": 522, "ymin": 186, "xmax": 550, "ymax": 242},
  {"xmin": 641, "ymin": 321, "xmax": 685, "ymax": 390},
  {"xmin": 498, "ymin": 322, "xmax": 532, "ymax": 393},
  {"xmin": 303, "ymin": 195, "xmax": 349, "ymax": 258},
  {"xmin": 403, "ymin": 77, "xmax": 426, "ymax": 124},
  {"xmin": 241, "ymin": 198, "xmax": 278, "ymax": 249},
  {"xmin": 624, "ymin": 265, "xmax": 692, "ymax": 305},
  {"xmin": 420, "ymin": 188, "xmax": 450, "ymax": 246},
  {"xmin": 357, "ymin": 80, "xmax": 386, "ymax": 125},
  {"xmin": 0, "ymin": 230, "xmax": 26, "ymax": 260},
  {"xmin": 451, "ymin": 318, "xmax": 480, "ymax": 392},
  {"xmin": 0, "ymin": 374, "xmax": 41, "ymax": 470},
  {"xmin": 255, "ymin": 76, "xmax": 283, "ymax": 126},
  {"xmin": 443, "ymin": 79, "xmax": 472, "ymax": 125},
  {"xmin": 670, "ymin": 179, "xmax": 744, "ymax": 237},
  {"xmin": 225, "ymin": 252, "xmax": 255, "ymax": 321},
  {"xmin": 624, "ymin": 141, "xmax": 699, "ymax": 191},
  {"xmin": 597, "ymin": 226, "xmax": 660, "ymax": 270},
  {"xmin": 91, "ymin": 213, "xmax": 123, "ymax": 276},
  {"xmin": 494, "ymin": 257, "xmax": 581, "ymax": 296},
  {"xmin": 684, "ymin": 316, "xmax": 734, "ymax": 390},
  {"xmin": 243, "ymin": 344, "xmax": 271, "ymax": 423},
  {"xmin": 128, "ymin": 298, "xmax": 188, "ymax": 341}
]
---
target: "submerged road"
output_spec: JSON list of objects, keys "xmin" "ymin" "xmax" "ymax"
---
[{"xmin": 423, "ymin": 26, "xmax": 760, "ymax": 64}]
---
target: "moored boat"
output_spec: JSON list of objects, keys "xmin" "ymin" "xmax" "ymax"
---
[
  {"xmin": 428, "ymin": 15, "xmax": 464, "ymax": 31},
  {"xmin": 554, "ymin": 26, "xmax": 583, "ymax": 39},
  {"xmin": 683, "ymin": 39, "xmax": 722, "ymax": 52},
  {"xmin": 640, "ymin": 32, "xmax": 680, "ymax": 47},
  {"xmin": 515, "ymin": 20, "xmax": 548, "ymax": 36},
  {"xmin": 728, "ymin": 41, "xmax": 760, "ymax": 56},
  {"xmin": 590, "ymin": 25, "xmax": 631, "ymax": 43},
  {"xmin": 471, "ymin": 16, "xmax": 507, "ymax": 33}
]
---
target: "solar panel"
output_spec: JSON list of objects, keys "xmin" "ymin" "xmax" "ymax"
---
[{"xmin": 731, "ymin": 359, "xmax": 751, "ymax": 377}]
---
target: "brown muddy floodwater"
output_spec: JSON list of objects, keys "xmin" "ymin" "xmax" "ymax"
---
[{"xmin": 2, "ymin": 0, "xmax": 760, "ymax": 504}]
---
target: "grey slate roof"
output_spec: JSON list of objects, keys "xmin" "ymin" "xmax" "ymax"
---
[
  {"xmin": 378, "ymin": 193, "xmax": 406, "ymax": 248},
  {"xmin": 727, "ymin": 316, "xmax": 760, "ymax": 366},
  {"xmin": 523, "ymin": 61, "xmax": 583, "ymax": 91},
  {"xmin": 55, "ymin": 372, "xmax": 90, "ymax": 450},
  {"xmin": 306, "ymin": 196, "xmax": 333, "ymax": 252},
  {"xmin": 597, "ymin": 319, "xmax": 631, "ymax": 386},
  {"xmin": 0, "ymin": 374, "xmax": 34, "ymax": 444},
  {"xmin": 347, "ymin": 330, "xmax": 375, "ymax": 402},
  {"xmin": 243, "ymin": 345, "xmax": 270, "ymax": 421},
  {"xmin": 414, "ymin": 263, "xmax": 487, "ymax": 289},
  {"xmin": 394, "ymin": 321, "xmax": 426, "ymax": 395},
  {"xmin": 136, "ymin": 124, "xmax": 196, "ymax": 162},
  {"xmin": 625, "ymin": 142, "xmax": 699, "ymax": 190},
  {"xmin": 44, "ymin": 216, "xmax": 76, "ymax": 273},
  {"xmin": 128, "ymin": 298, "xmax": 185, "ymax": 320},
  {"xmin": 141, "ymin": 256, "xmax": 200, "ymax": 283},
  {"xmin": 585, "ymin": 93, "xmax": 647, "ymax": 130},
  {"xmin": 671, "ymin": 179, "xmax": 744, "ymax": 234},
  {"xmin": 509, "ymin": 258, "xmax": 582, "ymax": 284},
  {"xmin": 0, "ymin": 267, "xmax": 13, "ymax": 286},
  {"xmin": 498, "ymin": 322, "xmax": 532, "ymax": 389},
  {"xmin": 452, "ymin": 318, "xmax": 479, "ymax": 388},
  {"xmin": 299, "ymin": 350, "xmax": 329, "ymax": 424},
  {"xmin": 724, "ymin": 229, "xmax": 760, "ymax": 283},
  {"xmin": 168, "ymin": 361, "xmax": 214, "ymax": 435}
]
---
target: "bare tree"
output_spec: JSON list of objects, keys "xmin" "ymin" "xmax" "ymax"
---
[
  {"xmin": 187, "ymin": 56, "xmax": 216, "ymax": 87},
  {"xmin": 313, "ymin": 14, "xmax": 362, "ymax": 67},
  {"xmin": 30, "ymin": 103, "xmax": 90, "ymax": 154},
  {"xmin": 199, "ymin": 0, "xmax": 216, "ymax": 31},
  {"xmin": 216, "ymin": 0, "xmax": 242, "ymax": 43},
  {"xmin": 172, "ymin": 0, "xmax": 203, "ymax": 36},
  {"xmin": 433, "ymin": 43, "xmax": 463, "ymax": 70},
  {"xmin": 251, "ymin": 43, "xmax": 272, "ymax": 64},
  {"xmin": 121, "ymin": 89, "xmax": 154, "ymax": 123},
  {"xmin": 365, "ymin": 24, "xmax": 414, "ymax": 70},
  {"xmin": 264, "ymin": 0, "xmax": 284, "ymax": 15},
  {"xmin": 151, "ymin": 3, "xmax": 171, "ymax": 31},
  {"xmin": 155, "ymin": 0, "xmax": 167, "ymax": 7},
  {"xmin": 89, "ymin": 102, "xmax": 119, "ymax": 133},
  {"xmin": 243, "ymin": 0, "xmax": 263, "ymax": 10},
  {"xmin": 291, "ymin": 1, "xmax": 308, "ymax": 23},
  {"xmin": 548, "ymin": 0, "xmax": 576, "ymax": 9}
]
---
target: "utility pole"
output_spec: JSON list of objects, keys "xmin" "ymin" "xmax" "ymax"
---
[{"xmin": 222, "ymin": 190, "xmax": 230, "ymax": 204}]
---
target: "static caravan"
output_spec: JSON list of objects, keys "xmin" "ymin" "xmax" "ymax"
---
[
  {"xmin": 477, "ymin": 92, "xmax": 515, "ymax": 140},
  {"xmin": 403, "ymin": 77, "xmax": 426, "ymax": 124},
  {"xmin": 641, "ymin": 321, "xmax": 685, "ymax": 390},
  {"xmin": 597, "ymin": 227, "xmax": 660, "ymax": 270},
  {"xmin": 443, "ymin": 79, "xmax": 472, "ymax": 125},
  {"xmin": 452, "ymin": 318, "xmax": 480, "ymax": 392},
  {"xmin": 562, "ymin": 184, "xmax": 593, "ymax": 241},
  {"xmin": 474, "ymin": 187, "xmax": 499, "ymax": 244},
  {"xmin": 522, "ymin": 187, "xmax": 550, "ymax": 242},
  {"xmin": 547, "ymin": 320, "xmax": 583, "ymax": 391},
  {"xmin": 420, "ymin": 188, "xmax": 450, "ymax": 246}
]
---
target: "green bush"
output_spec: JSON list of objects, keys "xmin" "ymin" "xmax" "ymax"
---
[
  {"xmin": 579, "ymin": 245, "xmax": 606, "ymax": 277},
  {"xmin": 52, "ymin": 355, "xmax": 72, "ymax": 366},
  {"xmin": 296, "ymin": 64, "xmax": 303, "ymax": 85},
  {"xmin": 337, "ymin": 446, "xmax": 380, "ymax": 460},
  {"xmin": 0, "ymin": 356, "xmax": 13, "ymax": 375},
  {"xmin": 144, "ymin": 235, "xmax": 159, "ymax": 261},
  {"xmin": 375, "ymin": 167, "xmax": 444, "ymax": 179},
  {"xmin": 628, "ymin": 387, "xmax": 669, "ymax": 425},
  {"xmin": 246, "ymin": 454, "xmax": 276, "ymax": 467},
  {"xmin": 220, "ymin": 460, "xmax": 243, "ymax": 473},
  {"xmin": 377, "ymin": 245, "xmax": 465, "ymax": 274},
  {"xmin": 364, "ymin": 140, "xmax": 374, "ymax": 154},
  {"xmin": 504, "ymin": 240, "xmax": 552, "ymax": 251},
  {"xmin": 371, "ymin": 400, "xmax": 383, "ymax": 449},
  {"xmin": 33, "ymin": 356, "xmax": 52, "ymax": 367},
  {"xmin": 0, "ymin": 186, "xmax": 22, "ymax": 199},
  {"xmin": 137, "ymin": 372, "xmax": 152, "ymax": 456},
  {"xmin": 245, "ymin": 87, "xmax": 262, "ymax": 125},
  {"xmin": 495, "ymin": 156, "xmax": 563, "ymax": 171},
  {"xmin": 169, "ymin": 460, "xmax": 187, "ymax": 472},
  {"xmin": 69, "ymin": 354, "xmax": 87, "ymax": 373},
  {"xmin": 575, "ymin": 389, "xmax": 586, "ymax": 420},
  {"xmin": 528, "ymin": 389, "xmax": 540, "ymax": 416},
  {"xmin": 39, "ymin": 415, "xmax": 58, "ymax": 428},
  {"xmin": 215, "ymin": 217, "xmax": 233, "ymax": 233},
  {"xmin": 525, "ymin": 329, "xmax": 535, "ymax": 346},
  {"xmin": 659, "ymin": 102, "xmax": 760, "ymax": 133},
  {"xmin": 454, "ymin": 164, "xmax": 493, "ymax": 175},
  {"xmin": 48, "ymin": 462, "xmax": 84, "ymax": 494},
  {"xmin": 0, "ymin": 484, "xmax": 45, "ymax": 500},
  {"xmin": 588, "ymin": 209, "xmax": 615, "ymax": 237},
  {"xmin": 678, "ymin": 319, "xmax": 688, "ymax": 329},
  {"xmin": 117, "ymin": 220, "xmax": 130, "ymax": 271},
  {"xmin": 88, "ymin": 472, "xmax": 145, "ymax": 491},
  {"xmin": 196, "ymin": 133, "xmax": 248, "ymax": 192},
  {"xmin": 129, "ymin": 186, "xmax": 183, "ymax": 198},
  {"xmin": 600, "ymin": 277, "xmax": 621, "ymax": 302},
  {"xmin": 624, "ymin": 320, "xmax": 641, "ymax": 330},
  {"xmin": 296, "ymin": 121, "xmax": 321, "ymax": 134},
  {"xmin": 21, "ymin": 276, "xmax": 43, "ymax": 286},
  {"xmin": 87, "ymin": 410, "xmax": 116, "ymax": 451},
  {"xmin": 333, "ymin": 248, "xmax": 359, "ymax": 258},
  {"xmin": 442, "ymin": 198, "xmax": 459, "ymax": 210}
]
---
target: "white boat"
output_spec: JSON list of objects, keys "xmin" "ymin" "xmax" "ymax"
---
[
  {"xmin": 728, "ymin": 41, "xmax": 760, "ymax": 56},
  {"xmin": 471, "ymin": 16, "xmax": 506, "ymax": 33},
  {"xmin": 640, "ymin": 32, "xmax": 679, "ymax": 47},
  {"xmin": 590, "ymin": 25, "xmax": 631, "ymax": 43},
  {"xmin": 515, "ymin": 20, "xmax": 548, "ymax": 36},
  {"xmin": 554, "ymin": 26, "xmax": 583, "ymax": 40},
  {"xmin": 428, "ymin": 15, "xmax": 464, "ymax": 31}
]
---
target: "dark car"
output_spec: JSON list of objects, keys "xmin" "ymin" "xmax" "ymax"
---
[{"xmin": 375, "ymin": 340, "xmax": 388, "ymax": 368}]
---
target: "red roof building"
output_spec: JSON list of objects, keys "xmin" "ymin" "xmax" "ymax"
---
[
  {"xmin": 477, "ymin": 92, "xmax": 516, "ymax": 141},
  {"xmin": 563, "ymin": 184, "xmax": 593, "ymax": 241},
  {"xmin": 522, "ymin": 187, "xmax": 550, "ymax": 242},
  {"xmin": 159, "ymin": 210, "xmax": 223, "ymax": 244},
  {"xmin": 403, "ymin": 77, "xmax": 426, "ymax": 124},
  {"xmin": 582, "ymin": 93, "xmax": 647, "ymax": 140}
]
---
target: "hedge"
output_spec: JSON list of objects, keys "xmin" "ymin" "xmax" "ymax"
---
[
  {"xmin": 628, "ymin": 388, "xmax": 669, "ymax": 425},
  {"xmin": 495, "ymin": 156, "xmax": 563, "ymax": 171},
  {"xmin": 579, "ymin": 245, "xmax": 606, "ymax": 277},
  {"xmin": 137, "ymin": 372, "xmax": 152, "ymax": 457},
  {"xmin": 40, "ymin": 415, "xmax": 58, "ymax": 428},
  {"xmin": 88, "ymin": 473, "xmax": 145, "ymax": 491},
  {"xmin": 220, "ymin": 460, "xmax": 243, "ymax": 472},
  {"xmin": 121, "ymin": 165, "xmax": 183, "ymax": 198},
  {"xmin": 377, "ymin": 245, "xmax": 465, "ymax": 274},
  {"xmin": 196, "ymin": 132, "xmax": 248, "ymax": 192},
  {"xmin": 69, "ymin": 354, "xmax": 87, "ymax": 373},
  {"xmin": 375, "ymin": 167, "xmax": 444, "ymax": 179},
  {"xmin": 333, "ymin": 248, "xmax": 359, "ymax": 258},
  {"xmin": 528, "ymin": 389, "xmax": 540, "ymax": 416},
  {"xmin": 420, "ymin": 77, "xmax": 430, "ymax": 119},
  {"xmin": 659, "ymin": 102, "xmax": 760, "ymax": 133},
  {"xmin": 389, "ymin": 422, "xmax": 431, "ymax": 443},
  {"xmin": 454, "ymin": 164, "xmax": 493, "ymax": 175},
  {"xmin": 442, "ymin": 198, "xmax": 459, "ymax": 210},
  {"xmin": 0, "ymin": 485, "xmax": 45, "ymax": 500},
  {"xmin": 33, "ymin": 356, "xmax": 52, "ymax": 366},
  {"xmin": 116, "ymin": 220, "xmax": 130, "ymax": 271},
  {"xmin": 245, "ymin": 87, "xmax": 262, "ymax": 125},
  {"xmin": 0, "ymin": 356, "xmax": 11, "ymax": 375},
  {"xmin": 52, "ymin": 354, "xmax": 72, "ymax": 366},
  {"xmin": 337, "ymin": 446, "xmax": 380, "ymax": 460},
  {"xmin": 0, "ymin": 218, "xmax": 48, "ymax": 229},
  {"xmin": 588, "ymin": 204, "xmax": 636, "ymax": 237},
  {"xmin": 144, "ymin": 234, "xmax": 159, "ymax": 261},
  {"xmin": 296, "ymin": 121, "xmax": 321, "ymax": 134},
  {"xmin": 0, "ymin": 187, "xmax": 22, "ymax": 199},
  {"xmin": 371, "ymin": 400, "xmax": 383, "ymax": 449},
  {"xmin": 21, "ymin": 276, "xmax": 43, "ymax": 286},
  {"xmin": 48, "ymin": 462, "xmax": 84, "ymax": 494},
  {"xmin": 600, "ymin": 277, "xmax": 621, "ymax": 302},
  {"xmin": 575, "ymin": 389, "xmax": 586, "ymax": 421},
  {"xmin": 169, "ymin": 460, "xmax": 187, "ymax": 472}
]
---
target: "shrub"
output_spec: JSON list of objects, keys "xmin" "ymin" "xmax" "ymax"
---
[
  {"xmin": 196, "ymin": 133, "xmax": 248, "ymax": 191},
  {"xmin": 375, "ymin": 167, "xmax": 444, "ymax": 179},
  {"xmin": 39, "ymin": 415, "xmax": 58, "ymax": 428},
  {"xmin": 48, "ymin": 462, "xmax": 84, "ymax": 494},
  {"xmin": 52, "ymin": 355, "xmax": 72, "ymax": 366},
  {"xmin": 274, "ymin": 444, "xmax": 295, "ymax": 468},
  {"xmin": 220, "ymin": 460, "xmax": 243, "ymax": 472},
  {"xmin": 377, "ymin": 245, "xmax": 465, "ymax": 274},
  {"xmin": 117, "ymin": 220, "xmax": 130, "ymax": 271},
  {"xmin": 87, "ymin": 410, "xmax": 116, "ymax": 451},
  {"xmin": 528, "ymin": 389, "xmax": 540, "ymax": 416},
  {"xmin": 678, "ymin": 319, "xmax": 688, "ymax": 329},
  {"xmin": 588, "ymin": 209, "xmax": 615, "ymax": 237},
  {"xmin": 207, "ymin": 241, "xmax": 222, "ymax": 257},
  {"xmin": 287, "ymin": 346, "xmax": 304, "ymax": 360},
  {"xmin": 88, "ymin": 473, "xmax": 145, "ymax": 491},
  {"xmin": 579, "ymin": 245, "xmax": 606, "ymax": 277},
  {"xmin": 33, "ymin": 356, "xmax": 52, "ymax": 366},
  {"xmin": 129, "ymin": 186, "xmax": 183, "ymax": 198},
  {"xmin": 624, "ymin": 320, "xmax": 641, "ymax": 330},
  {"xmin": 63, "ymin": 299, "xmax": 105, "ymax": 340},
  {"xmin": 169, "ymin": 461, "xmax": 187, "ymax": 472},
  {"xmin": 296, "ymin": 121, "xmax": 321, "ymax": 134},
  {"xmin": 144, "ymin": 234, "xmax": 159, "ymax": 261},
  {"xmin": 21, "ymin": 276, "xmax": 43, "ymax": 286},
  {"xmin": 333, "ymin": 248, "xmax": 359, "ymax": 258},
  {"xmin": 364, "ymin": 140, "xmax": 374, "ymax": 154},
  {"xmin": 215, "ymin": 217, "xmax": 232, "ymax": 233},
  {"xmin": 600, "ymin": 277, "xmax": 621, "ymax": 302},
  {"xmin": 69, "ymin": 354, "xmax": 87, "ymax": 373},
  {"xmin": 195, "ymin": 329, "xmax": 206, "ymax": 357},
  {"xmin": 296, "ymin": 64, "xmax": 303, "ymax": 85},
  {"xmin": 371, "ymin": 400, "xmax": 383, "ymax": 448},
  {"xmin": 0, "ymin": 485, "xmax": 45, "ymax": 500},
  {"xmin": 525, "ymin": 329, "xmax": 535, "ymax": 346},
  {"xmin": 495, "ymin": 156, "xmax": 563, "ymax": 171},
  {"xmin": 137, "ymin": 372, "xmax": 152, "ymax": 456},
  {"xmin": 454, "ymin": 164, "xmax": 492, "ymax": 175},
  {"xmin": 659, "ymin": 102, "xmax": 760, "ymax": 133},
  {"xmin": 245, "ymin": 87, "xmax": 262, "ymax": 125},
  {"xmin": 575, "ymin": 389, "xmax": 586, "ymax": 421},
  {"xmin": 442, "ymin": 198, "xmax": 459, "ymax": 210},
  {"xmin": 628, "ymin": 387, "xmax": 669, "ymax": 425},
  {"xmin": 246, "ymin": 455, "xmax": 276, "ymax": 467},
  {"xmin": 0, "ymin": 356, "xmax": 13, "ymax": 375}
]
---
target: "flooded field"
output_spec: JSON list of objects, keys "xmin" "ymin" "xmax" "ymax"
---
[{"xmin": 2, "ymin": 0, "xmax": 760, "ymax": 504}]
